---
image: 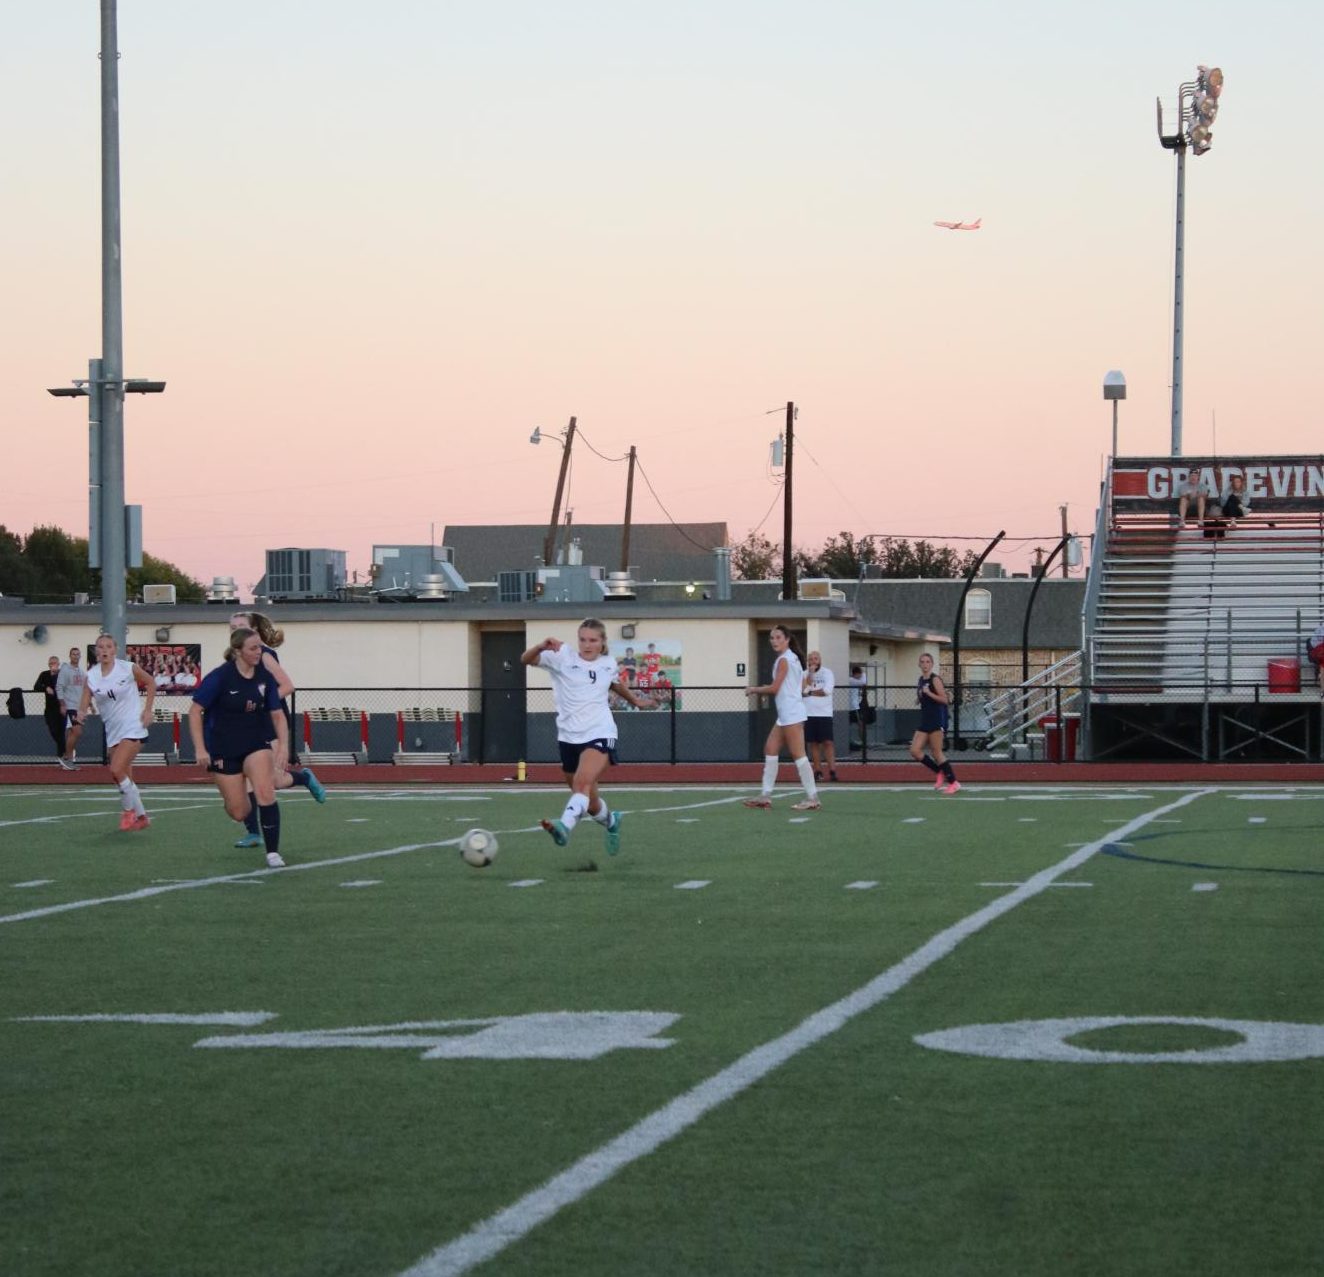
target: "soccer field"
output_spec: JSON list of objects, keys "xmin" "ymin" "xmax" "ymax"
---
[{"xmin": 2, "ymin": 782, "xmax": 1322, "ymax": 1277}]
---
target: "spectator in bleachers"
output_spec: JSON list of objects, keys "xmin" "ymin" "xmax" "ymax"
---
[
  {"xmin": 1176, "ymin": 474, "xmax": 1206, "ymax": 524},
  {"xmin": 1219, "ymin": 473, "xmax": 1250, "ymax": 527},
  {"xmin": 1308, "ymin": 621, "xmax": 1324, "ymax": 692}
]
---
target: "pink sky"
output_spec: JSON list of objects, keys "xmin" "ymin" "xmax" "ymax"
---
[{"xmin": 4, "ymin": 3, "xmax": 1322, "ymax": 592}]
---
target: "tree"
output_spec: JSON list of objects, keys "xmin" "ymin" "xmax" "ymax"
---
[
  {"xmin": 0, "ymin": 524, "xmax": 204, "ymax": 603},
  {"xmin": 808, "ymin": 531, "xmax": 880, "ymax": 579},
  {"xmin": 22, "ymin": 526, "xmax": 92, "ymax": 602},
  {"xmin": 730, "ymin": 531, "xmax": 779, "ymax": 581},
  {"xmin": 0, "ymin": 525, "xmax": 33, "ymax": 598}
]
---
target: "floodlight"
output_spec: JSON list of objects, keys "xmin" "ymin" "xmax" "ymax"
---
[{"xmin": 529, "ymin": 427, "xmax": 542, "ymax": 445}]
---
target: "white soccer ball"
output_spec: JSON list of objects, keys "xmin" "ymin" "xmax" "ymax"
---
[{"xmin": 460, "ymin": 828, "xmax": 499, "ymax": 868}]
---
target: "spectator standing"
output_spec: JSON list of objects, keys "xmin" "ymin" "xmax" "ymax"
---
[
  {"xmin": 802, "ymin": 651, "xmax": 839, "ymax": 782},
  {"xmin": 55, "ymin": 646, "xmax": 87, "ymax": 770},
  {"xmin": 34, "ymin": 655, "xmax": 65, "ymax": 759},
  {"xmin": 848, "ymin": 664, "xmax": 868, "ymax": 751}
]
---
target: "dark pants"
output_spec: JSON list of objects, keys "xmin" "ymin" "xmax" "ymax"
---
[{"xmin": 43, "ymin": 711, "xmax": 66, "ymax": 756}]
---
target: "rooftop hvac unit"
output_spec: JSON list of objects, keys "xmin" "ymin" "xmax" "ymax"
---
[
  {"xmin": 603, "ymin": 571, "xmax": 636, "ymax": 600},
  {"xmin": 798, "ymin": 578, "xmax": 833, "ymax": 600},
  {"xmin": 142, "ymin": 584, "xmax": 177, "ymax": 605},
  {"xmin": 413, "ymin": 574, "xmax": 450, "ymax": 600},
  {"xmin": 207, "ymin": 576, "xmax": 238, "ymax": 602},
  {"xmin": 499, "ymin": 570, "xmax": 538, "ymax": 604}
]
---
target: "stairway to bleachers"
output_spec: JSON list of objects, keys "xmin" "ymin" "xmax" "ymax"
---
[{"xmin": 1089, "ymin": 512, "xmax": 1324, "ymax": 695}]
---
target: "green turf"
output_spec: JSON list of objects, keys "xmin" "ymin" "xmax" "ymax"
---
[{"xmin": 1, "ymin": 783, "xmax": 1321, "ymax": 1276}]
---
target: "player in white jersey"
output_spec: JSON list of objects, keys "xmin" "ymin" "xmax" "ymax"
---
[
  {"xmin": 76, "ymin": 634, "xmax": 155, "ymax": 831},
  {"xmin": 522, "ymin": 618, "xmax": 655, "ymax": 854},
  {"xmin": 742, "ymin": 624, "xmax": 820, "ymax": 811}
]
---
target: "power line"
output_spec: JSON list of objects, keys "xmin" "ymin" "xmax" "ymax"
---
[{"xmin": 633, "ymin": 457, "xmax": 724, "ymax": 551}]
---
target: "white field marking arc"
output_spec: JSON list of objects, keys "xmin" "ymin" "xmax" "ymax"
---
[
  {"xmin": 1192, "ymin": 882, "xmax": 1219, "ymax": 892},
  {"xmin": 396, "ymin": 786, "xmax": 1215, "ymax": 1277},
  {"xmin": 13, "ymin": 879, "xmax": 54, "ymax": 888},
  {"xmin": 845, "ymin": 881, "xmax": 879, "ymax": 890},
  {"xmin": 915, "ymin": 1016, "xmax": 1324, "ymax": 1064},
  {"xmin": 0, "ymin": 793, "xmax": 756, "ymax": 927},
  {"xmin": 508, "ymin": 880, "xmax": 544, "ymax": 888},
  {"xmin": 673, "ymin": 881, "xmax": 710, "ymax": 890}
]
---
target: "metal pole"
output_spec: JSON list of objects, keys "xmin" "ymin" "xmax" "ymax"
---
[
  {"xmin": 1111, "ymin": 400, "xmax": 1118, "ymax": 460},
  {"xmin": 620, "ymin": 446, "xmax": 636, "ymax": 573},
  {"xmin": 781, "ymin": 401, "xmax": 797, "ymax": 602},
  {"xmin": 1023, "ymin": 536, "xmax": 1070, "ymax": 685},
  {"xmin": 1171, "ymin": 143, "xmax": 1186, "ymax": 457},
  {"xmin": 543, "ymin": 416, "xmax": 576, "ymax": 567},
  {"xmin": 87, "ymin": 358, "xmax": 103, "ymax": 568},
  {"xmin": 99, "ymin": 0, "xmax": 127, "ymax": 646},
  {"xmin": 950, "ymin": 530, "xmax": 1006, "ymax": 745}
]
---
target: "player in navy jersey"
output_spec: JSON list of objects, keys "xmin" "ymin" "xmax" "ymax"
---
[
  {"xmin": 522, "ymin": 618, "xmax": 655, "ymax": 854},
  {"xmin": 190, "ymin": 628, "xmax": 290, "ymax": 867},
  {"xmin": 910, "ymin": 652, "xmax": 960, "ymax": 794},
  {"xmin": 227, "ymin": 610, "xmax": 326, "ymax": 848}
]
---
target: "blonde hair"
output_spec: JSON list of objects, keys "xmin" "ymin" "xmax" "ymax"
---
[
  {"xmin": 578, "ymin": 618, "xmax": 607, "ymax": 641},
  {"xmin": 224, "ymin": 627, "xmax": 257, "ymax": 663}
]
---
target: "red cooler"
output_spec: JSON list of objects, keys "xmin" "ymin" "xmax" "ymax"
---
[{"xmin": 1267, "ymin": 658, "xmax": 1301, "ymax": 693}]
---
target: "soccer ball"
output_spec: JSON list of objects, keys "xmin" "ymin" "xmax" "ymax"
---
[{"xmin": 460, "ymin": 828, "xmax": 499, "ymax": 868}]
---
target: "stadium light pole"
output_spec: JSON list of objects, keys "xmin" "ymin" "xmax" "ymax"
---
[
  {"xmin": 1157, "ymin": 65, "xmax": 1224, "ymax": 457},
  {"xmin": 45, "ymin": 2, "xmax": 166, "ymax": 649}
]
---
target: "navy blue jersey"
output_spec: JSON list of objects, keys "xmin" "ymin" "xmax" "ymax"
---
[
  {"xmin": 917, "ymin": 674, "xmax": 948, "ymax": 733},
  {"xmin": 193, "ymin": 660, "xmax": 282, "ymax": 757}
]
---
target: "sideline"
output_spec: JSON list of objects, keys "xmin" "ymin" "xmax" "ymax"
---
[{"xmin": 397, "ymin": 787, "xmax": 1215, "ymax": 1277}]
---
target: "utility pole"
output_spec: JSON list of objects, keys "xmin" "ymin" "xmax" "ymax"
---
[
  {"xmin": 1060, "ymin": 505, "xmax": 1070, "ymax": 578},
  {"xmin": 620, "ymin": 445, "xmax": 637, "ymax": 573},
  {"xmin": 542, "ymin": 416, "xmax": 577, "ymax": 567},
  {"xmin": 782, "ymin": 401, "xmax": 796, "ymax": 602}
]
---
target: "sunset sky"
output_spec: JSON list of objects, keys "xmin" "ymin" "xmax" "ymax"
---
[{"xmin": 4, "ymin": 2, "xmax": 1322, "ymax": 592}]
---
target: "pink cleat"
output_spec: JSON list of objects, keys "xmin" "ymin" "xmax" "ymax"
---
[
  {"xmin": 130, "ymin": 813, "xmax": 151, "ymax": 831},
  {"xmin": 742, "ymin": 797, "xmax": 772, "ymax": 809},
  {"xmin": 944, "ymin": 781, "xmax": 962, "ymax": 795},
  {"xmin": 791, "ymin": 799, "xmax": 822, "ymax": 812},
  {"xmin": 118, "ymin": 810, "xmax": 136, "ymax": 832},
  {"xmin": 933, "ymin": 774, "xmax": 946, "ymax": 790}
]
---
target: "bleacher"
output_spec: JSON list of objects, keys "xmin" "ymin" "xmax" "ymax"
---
[{"xmin": 1091, "ymin": 511, "xmax": 1324, "ymax": 699}]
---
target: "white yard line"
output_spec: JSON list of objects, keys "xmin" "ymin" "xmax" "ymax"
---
[
  {"xmin": 0, "ymin": 802, "xmax": 214, "ymax": 830},
  {"xmin": 396, "ymin": 787, "xmax": 1215, "ymax": 1277}
]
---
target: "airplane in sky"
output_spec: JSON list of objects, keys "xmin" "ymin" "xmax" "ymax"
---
[{"xmin": 933, "ymin": 218, "xmax": 981, "ymax": 231}]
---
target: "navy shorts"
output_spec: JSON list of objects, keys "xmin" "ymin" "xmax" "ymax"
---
[
  {"xmin": 804, "ymin": 716, "xmax": 834, "ymax": 745},
  {"xmin": 558, "ymin": 738, "xmax": 618, "ymax": 774},
  {"xmin": 209, "ymin": 747, "xmax": 271, "ymax": 776}
]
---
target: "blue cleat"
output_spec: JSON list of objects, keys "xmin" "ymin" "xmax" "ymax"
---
[
  {"xmin": 234, "ymin": 832, "xmax": 262, "ymax": 849},
  {"xmin": 605, "ymin": 811, "xmax": 623, "ymax": 856},
  {"xmin": 303, "ymin": 768, "xmax": 328, "ymax": 804},
  {"xmin": 541, "ymin": 818, "xmax": 569, "ymax": 847}
]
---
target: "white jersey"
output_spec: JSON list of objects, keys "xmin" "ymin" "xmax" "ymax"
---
[
  {"xmin": 773, "ymin": 651, "xmax": 807, "ymax": 727},
  {"xmin": 537, "ymin": 645, "xmax": 620, "ymax": 744},
  {"xmin": 804, "ymin": 665, "xmax": 834, "ymax": 718},
  {"xmin": 86, "ymin": 659, "xmax": 148, "ymax": 747}
]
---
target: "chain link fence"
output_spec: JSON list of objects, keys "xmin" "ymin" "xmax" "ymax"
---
[{"xmin": 4, "ymin": 677, "xmax": 1322, "ymax": 765}]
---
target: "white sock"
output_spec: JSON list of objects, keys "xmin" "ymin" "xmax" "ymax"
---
[
  {"xmin": 589, "ymin": 801, "xmax": 612, "ymax": 827},
  {"xmin": 118, "ymin": 777, "xmax": 145, "ymax": 816},
  {"xmin": 795, "ymin": 756, "xmax": 818, "ymax": 799},
  {"xmin": 561, "ymin": 791, "xmax": 589, "ymax": 831},
  {"xmin": 761, "ymin": 756, "xmax": 779, "ymax": 796}
]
